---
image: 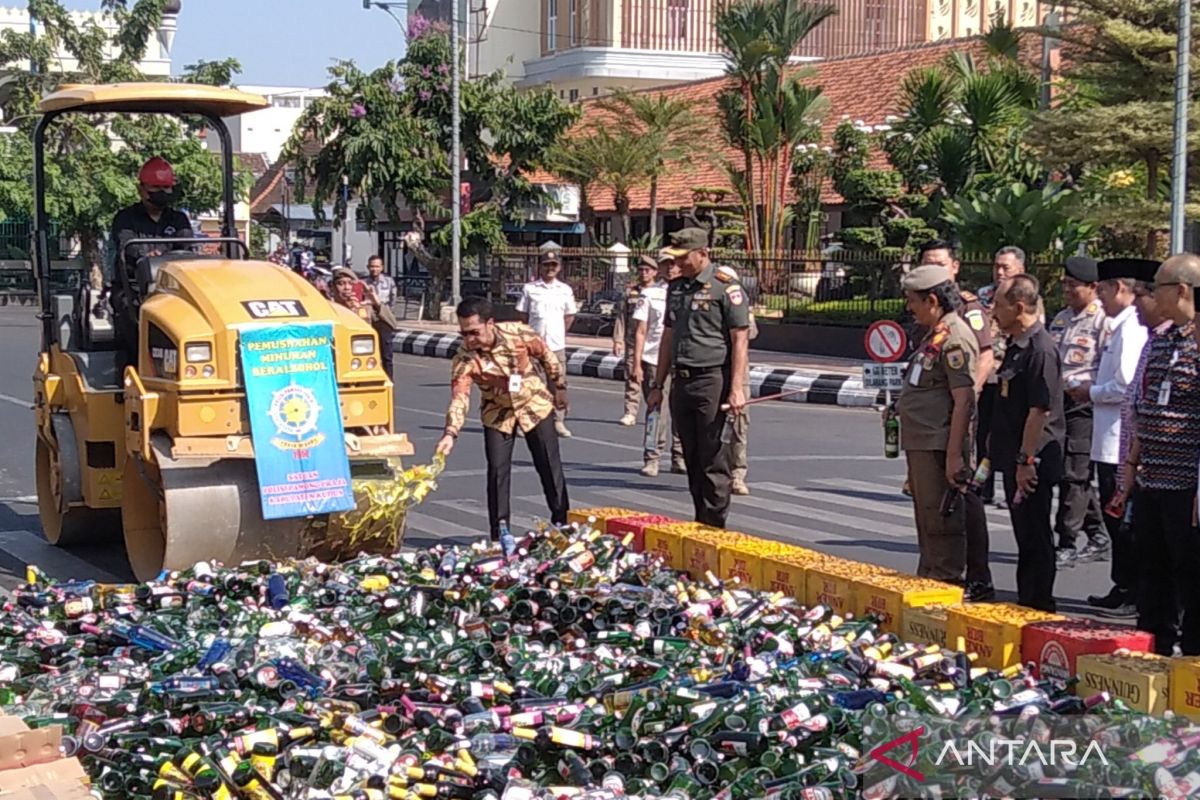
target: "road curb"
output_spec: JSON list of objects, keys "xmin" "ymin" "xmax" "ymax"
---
[{"xmin": 395, "ymin": 328, "xmax": 883, "ymax": 407}]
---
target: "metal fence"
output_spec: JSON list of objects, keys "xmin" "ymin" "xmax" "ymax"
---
[{"xmin": 480, "ymin": 247, "xmax": 1071, "ymax": 327}]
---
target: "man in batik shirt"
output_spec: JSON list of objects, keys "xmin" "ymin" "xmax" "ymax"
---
[{"xmin": 436, "ymin": 297, "xmax": 570, "ymax": 554}]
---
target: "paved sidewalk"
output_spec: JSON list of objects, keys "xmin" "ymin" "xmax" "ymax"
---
[{"xmin": 394, "ymin": 324, "xmax": 884, "ymax": 407}]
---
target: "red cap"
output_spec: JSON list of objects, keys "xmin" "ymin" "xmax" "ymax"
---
[{"xmin": 139, "ymin": 157, "xmax": 177, "ymax": 188}]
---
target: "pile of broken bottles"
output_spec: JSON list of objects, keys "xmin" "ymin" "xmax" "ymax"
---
[{"xmin": 1, "ymin": 523, "xmax": 1196, "ymax": 799}]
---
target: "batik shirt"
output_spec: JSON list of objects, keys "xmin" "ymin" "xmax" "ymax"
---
[
  {"xmin": 1134, "ymin": 321, "xmax": 1200, "ymax": 491},
  {"xmin": 445, "ymin": 322, "xmax": 565, "ymax": 436},
  {"xmin": 1119, "ymin": 321, "xmax": 1171, "ymax": 487}
]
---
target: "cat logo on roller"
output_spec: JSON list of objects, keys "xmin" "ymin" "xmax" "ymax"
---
[{"xmin": 242, "ymin": 299, "xmax": 308, "ymax": 319}]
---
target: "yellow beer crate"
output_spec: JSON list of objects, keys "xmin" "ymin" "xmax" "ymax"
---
[
  {"xmin": 901, "ymin": 604, "xmax": 953, "ymax": 649},
  {"xmin": 1077, "ymin": 652, "xmax": 1169, "ymax": 715},
  {"xmin": 682, "ymin": 529, "xmax": 750, "ymax": 581},
  {"xmin": 718, "ymin": 536, "xmax": 796, "ymax": 590},
  {"xmin": 805, "ymin": 559, "xmax": 894, "ymax": 616},
  {"xmin": 566, "ymin": 507, "xmax": 640, "ymax": 534},
  {"xmin": 644, "ymin": 522, "xmax": 705, "ymax": 570},
  {"xmin": 851, "ymin": 575, "xmax": 963, "ymax": 634},
  {"xmin": 946, "ymin": 603, "xmax": 1064, "ymax": 670},
  {"xmin": 1170, "ymin": 658, "xmax": 1200, "ymax": 720}
]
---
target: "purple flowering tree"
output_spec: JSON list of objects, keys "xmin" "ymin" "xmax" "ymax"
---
[{"xmin": 284, "ymin": 13, "xmax": 579, "ymax": 315}]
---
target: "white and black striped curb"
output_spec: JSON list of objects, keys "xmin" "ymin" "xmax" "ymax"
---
[{"xmin": 394, "ymin": 329, "xmax": 883, "ymax": 407}]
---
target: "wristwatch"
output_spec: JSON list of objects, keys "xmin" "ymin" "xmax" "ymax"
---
[
  {"xmin": 1016, "ymin": 451, "xmax": 1036, "ymax": 466},
  {"xmin": 648, "ymin": 381, "xmax": 661, "ymax": 390}
]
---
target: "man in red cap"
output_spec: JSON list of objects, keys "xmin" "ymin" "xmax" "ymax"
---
[
  {"xmin": 109, "ymin": 157, "xmax": 194, "ymax": 368},
  {"xmin": 110, "ymin": 157, "xmax": 193, "ymax": 256}
]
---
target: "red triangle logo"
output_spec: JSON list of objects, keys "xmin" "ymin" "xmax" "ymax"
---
[{"xmin": 868, "ymin": 726, "xmax": 926, "ymax": 781}]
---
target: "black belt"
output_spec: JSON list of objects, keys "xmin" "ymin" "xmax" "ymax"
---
[{"xmin": 673, "ymin": 365, "xmax": 724, "ymax": 379}]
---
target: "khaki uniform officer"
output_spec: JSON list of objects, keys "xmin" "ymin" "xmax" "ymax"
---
[{"xmin": 897, "ymin": 265, "xmax": 980, "ymax": 582}]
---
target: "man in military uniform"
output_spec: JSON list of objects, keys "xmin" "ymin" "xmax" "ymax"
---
[
  {"xmin": 917, "ymin": 240, "xmax": 995, "ymax": 600},
  {"xmin": 1048, "ymin": 256, "xmax": 1109, "ymax": 568},
  {"xmin": 649, "ymin": 228, "xmax": 751, "ymax": 528},
  {"xmin": 613, "ymin": 257, "xmax": 655, "ymax": 426},
  {"xmin": 897, "ymin": 265, "xmax": 979, "ymax": 582}
]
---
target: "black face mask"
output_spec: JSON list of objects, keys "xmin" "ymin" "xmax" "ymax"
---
[{"xmin": 146, "ymin": 189, "xmax": 175, "ymax": 209}]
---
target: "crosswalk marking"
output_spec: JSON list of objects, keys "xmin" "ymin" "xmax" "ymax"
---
[
  {"xmin": 406, "ymin": 511, "xmax": 481, "ymax": 540},
  {"xmin": 754, "ymin": 481, "xmax": 915, "ymax": 522},
  {"xmin": 0, "ymin": 530, "xmax": 122, "ymax": 584}
]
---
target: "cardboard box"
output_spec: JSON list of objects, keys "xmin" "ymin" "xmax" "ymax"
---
[
  {"xmin": 946, "ymin": 603, "xmax": 1064, "ymax": 670},
  {"xmin": 804, "ymin": 560, "xmax": 891, "ymax": 616},
  {"xmin": 566, "ymin": 507, "xmax": 639, "ymax": 534},
  {"xmin": 901, "ymin": 604, "xmax": 953, "ymax": 649},
  {"xmin": 850, "ymin": 575, "xmax": 961, "ymax": 634},
  {"xmin": 760, "ymin": 552, "xmax": 809, "ymax": 601},
  {"xmin": 0, "ymin": 712, "xmax": 89, "ymax": 799},
  {"xmin": 1022, "ymin": 620, "xmax": 1155, "ymax": 683},
  {"xmin": 1077, "ymin": 652, "xmax": 1170, "ymax": 715},
  {"xmin": 1170, "ymin": 658, "xmax": 1200, "ymax": 720},
  {"xmin": 605, "ymin": 514, "xmax": 676, "ymax": 552},
  {"xmin": 643, "ymin": 522, "xmax": 704, "ymax": 570}
]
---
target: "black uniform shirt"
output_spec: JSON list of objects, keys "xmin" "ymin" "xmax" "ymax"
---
[
  {"xmin": 992, "ymin": 322, "xmax": 1066, "ymax": 470},
  {"xmin": 664, "ymin": 263, "xmax": 751, "ymax": 368},
  {"xmin": 111, "ymin": 202, "xmax": 193, "ymax": 246}
]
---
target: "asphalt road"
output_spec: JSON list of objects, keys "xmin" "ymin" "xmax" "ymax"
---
[{"xmin": 0, "ymin": 309, "xmax": 1114, "ymax": 615}]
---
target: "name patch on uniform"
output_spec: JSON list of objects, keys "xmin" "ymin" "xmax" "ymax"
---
[
  {"xmin": 1067, "ymin": 350, "xmax": 1086, "ymax": 364},
  {"xmin": 1074, "ymin": 336, "xmax": 1091, "ymax": 346},
  {"xmin": 727, "ymin": 286, "xmax": 745, "ymax": 306},
  {"xmin": 946, "ymin": 349, "xmax": 965, "ymax": 370},
  {"xmin": 965, "ymin": 309, "xmax": 985, "ymax": 331},
  {"xmin": 243, "ymin": 300, "xmax": 309, "ymax": 319}
]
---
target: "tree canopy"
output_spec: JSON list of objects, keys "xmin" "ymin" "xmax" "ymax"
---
[
  {"xmin": 0, "ymin": 0, "xmax": 239, "ymax": 265},
  {"xmin": 285, "ymin": 15, "xmax": 578, "ymax": 308}
]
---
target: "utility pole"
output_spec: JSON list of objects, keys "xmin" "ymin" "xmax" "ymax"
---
[
  {"xmin": 341, "ymin": 175, "xmax": 351, "ymax": 266},
  {"xmin": 451, "ymin": 0, "xmax": 462, "ymax": 306},
  {"xmin": 1169, "ymin": 0, "xmax": 1192, "ymax": 255}
]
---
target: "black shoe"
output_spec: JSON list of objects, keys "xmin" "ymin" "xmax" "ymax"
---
[
  {"xmin": 965, "ymin": 582, "xmax": 996, "ymax": 602},
  {"xmin": 1075, "ymin": 540, "xmax": 1112, "ymax": 564},
  {"xmin": 1087, "ymin": 588, "xmax": 1131, "ymax": 609},
  {"xmin": 992, "ymin": 498, "xmax": 1008, "ymax": 510},
  {"xmin": 1096, "ymin": 603, "xmax": 1137, "ymax": 619},
  {"xmin": 1055, "ymin": 547, "xmax": 1077, "ymax": 568}
]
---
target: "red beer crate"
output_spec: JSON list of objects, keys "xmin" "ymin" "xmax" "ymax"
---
[
  {"xmin": 605, "ymin": 515, "xmax": 677, "ymax": 553},
  {"xmin": 1022, "ymin": 619, "xmax": 1155, "ymax": 684}
]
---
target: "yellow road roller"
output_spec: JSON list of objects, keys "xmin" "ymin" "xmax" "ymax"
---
[{"xmin": 31, "ymin": 83, "xmax": 413, "ymax": 580}]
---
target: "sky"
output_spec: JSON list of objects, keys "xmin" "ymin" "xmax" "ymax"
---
[{"xmin": 61, "ymin": 0, "xmax": 408, "ymax": 87}]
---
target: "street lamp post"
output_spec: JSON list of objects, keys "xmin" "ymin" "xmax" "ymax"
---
[
  {"xmin": 362, "ymin": 0, "xmax": 462, "ymax": 306},
  {"xmin": 1169, "ymin": 0, "xmax": 1191, "ymax": 255}
]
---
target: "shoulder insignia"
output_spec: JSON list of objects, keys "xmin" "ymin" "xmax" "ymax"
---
[
  {"xmin": 714, "ymin": 271, "xmax": 732, "ymax": 283},
  {"xmin": 1087, "ymin": 300, "xmax": 1100, "ymax": 314},
  {"xmin": 946, "ymin": 349, "xmax": 965, "ymax": 370},
  {"xmin": 961, "ymin": 290, "xmax": 978, "ymax": 302},
  {"xmin": 727, "ymin": 286, "xmax": 745, "ymax": 306},
  {"xmin": 964, "ymin": 309, "xmax": 985, "ymax": 331},
  {"xmin": 1067, "ymin": 350, "xmax": 1086, "ymax": 364}
]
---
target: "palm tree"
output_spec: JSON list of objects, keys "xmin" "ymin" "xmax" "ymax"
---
[
  {"xmin": 715, "ymin": 0, "xmax": 837, "ymax": 255},
  {"xmin": 550, "ymin": 127, "xmax": 656, "ymax": 244},
  {"xmin": 597, "ymin": 89, "xmax": 708, "ymax": 241}
]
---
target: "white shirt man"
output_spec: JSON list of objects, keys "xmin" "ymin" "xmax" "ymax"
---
[
  {"xmin": 1089, "ymin": 303, "xmax": 1147, "ymax": 465},
  {"xmin": 632, "ymin": 280, "xmax": 668, "ymax": 368},
  {"xmin": 516, "ymin": 251, "xmax": 578, "ymax": 437}
]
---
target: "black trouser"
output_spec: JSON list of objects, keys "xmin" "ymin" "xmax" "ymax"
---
[
  {"xmin": 1134, "ymin": 488, "xmax": 1200, "ymax": 656},
  {"xmin": 976, "ymin": 384, "xmax": 998, "ymax": 501},
  {"xmin": 1003, "ymin": 444, "xmax": 1062, "ymax": 612},
  {"xmin": 483, "ymin": 415, "xmax": 569, "ymax": 539},
  {"xmin": 375, "ymin": 323, "xmax": 395, "ymax": 376},
  {"xmin": 1056, "ymin": 406, "xmax": 1107, "ymax": 548},
  {"xmin": 672, "ymin": 366, "xmax": 732, "ymax": 528},
  {"xmin": 964, "ymin": 491, "xmax": 993, "ymax": 586},
  {"xmin": 1096, "ymin": 462, "xmax": 1136, "ymax": 595}
]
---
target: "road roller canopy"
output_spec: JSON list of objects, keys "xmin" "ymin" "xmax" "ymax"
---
[{"xmin": 38, "ymin": 83, "xmax": 269, "ymax": 117}]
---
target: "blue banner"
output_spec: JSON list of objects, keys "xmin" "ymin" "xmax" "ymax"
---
[{"xmin": 239, "ymin": 322, "xmax": 355, "ymax": 520}]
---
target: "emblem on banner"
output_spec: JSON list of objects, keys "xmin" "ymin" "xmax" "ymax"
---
[{"xmin": 268, "ymin": 383, "xmax": 326, "ymax": 451}]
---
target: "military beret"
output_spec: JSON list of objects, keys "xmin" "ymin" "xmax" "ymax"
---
[
  {"xmin": 1098, "ymin": 257, "xmax": 1159, "ymax": 283},
  {"xmin": 637, "ymin": 255, "xmax": 658, "ymax": 270},
  {"xmin": 900, "ymin": 264, "xmax": 953, "ymax": 292},
  {"xmin": 1064, "ymin": 255, "xmax": 1099, "ymax": 283},
  {"xmin": 539, "ymin": 250, "xmax": 561, "ymax": 265},
  {"xmin": 663, "ymin": 227, "xmax": 709, "ymax": 257}
]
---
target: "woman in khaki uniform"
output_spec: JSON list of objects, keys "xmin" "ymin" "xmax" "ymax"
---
[{"xmin": 897, "ymin": 265, "xmax": 980, "ymax": 582}]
